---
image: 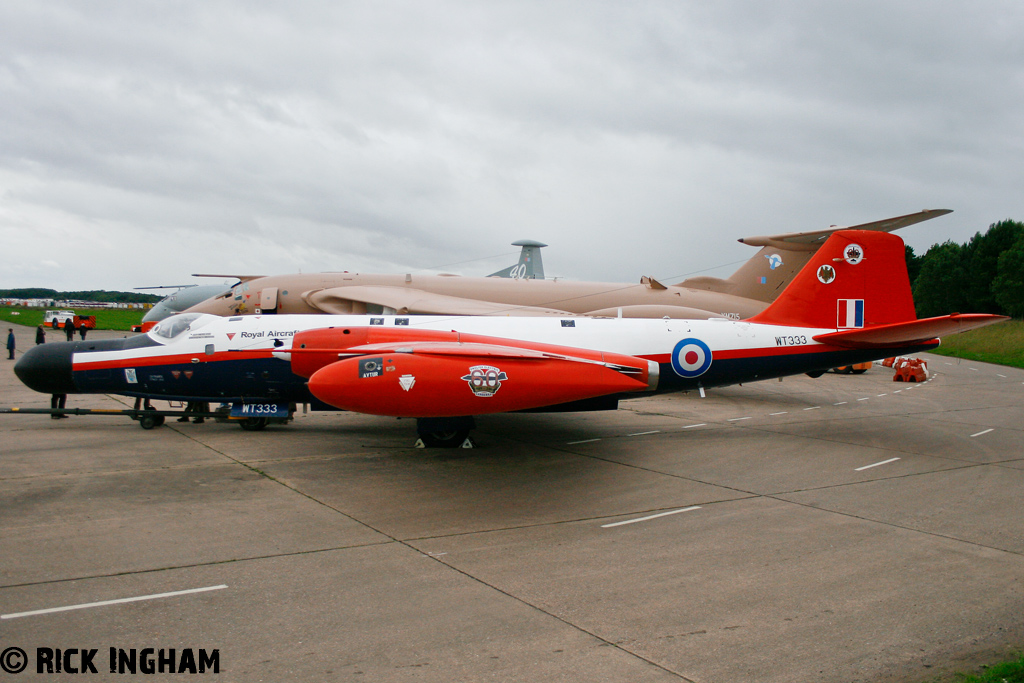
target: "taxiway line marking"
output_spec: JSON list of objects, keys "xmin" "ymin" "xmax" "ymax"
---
[
  {"xmin": 834, "ymin": 401, "xmax": 848, "ymax": 405},
  {"xmin": 627, "ymin": 430, "xmax": 660, "ymax": 437},
  {"xmin": 769, "ymin": 411, "xmax": 788, "ymax": 416},
  {"xmin": 683, "ymin": 423, "xmax": 706, "ymax": 429},
  {"xmin": 877, "ymin": 393, "xmax": 888, "ymax": 397},
  {"xmin": 857, "ymin": 398, "xmax": 871, "ymax": 401},
  {"xmin": 970, "ymin": 428, "xmax": 994, "ymax": 438},
  {"xmin": 803, "ymin": 406, "xmax": 821, "ymax": 411},
  {"xmin": 727, "ymin": 417, "xmax": 752, "ymax": 422},
  {"xmin": 567, "ymin": 438, "xmax": 601, "ymax": 445},
  {"xmin": 997, "ymin": 374, "xmax": 1007, "ymax": 378},
  {"xmin": 1, "ymin": 585, "xmax": 228, "ymax": 620},
  {"xmin": 855, "ymin": 457, "xmax": 901, "ymax": 472},
  {"xmin": 602, "ymin": 506, "xmax": 702, "ymax": 528}
]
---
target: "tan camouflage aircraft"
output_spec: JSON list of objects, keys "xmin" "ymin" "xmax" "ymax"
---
[{"xmin": 182, "ymin": 210, "xmax": 949, "ymax": 321}]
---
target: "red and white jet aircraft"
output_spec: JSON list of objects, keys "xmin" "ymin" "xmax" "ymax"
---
[{"xmin": 14, "ymin": 229, "xmax": 1005, "ymax": 445}]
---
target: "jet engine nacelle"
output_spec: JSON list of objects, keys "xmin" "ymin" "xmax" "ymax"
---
[{"xmin": 307, "ymin": 352, "xmax": 653, "ymax": 418}]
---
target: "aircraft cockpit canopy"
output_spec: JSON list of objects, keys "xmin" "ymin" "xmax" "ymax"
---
[{"xmin": 149, "ymin": 313, "xmax": 216, "ymax": 342}]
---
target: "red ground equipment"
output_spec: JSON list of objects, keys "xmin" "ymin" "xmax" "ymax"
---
[{"xmin": 892, "ymin": 357, "xmax": 928, "ymax": 382}]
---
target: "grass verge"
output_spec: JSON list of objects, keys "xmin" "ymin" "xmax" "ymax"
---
[
  {"xmin": 951, "ymin": 653, "xmax": 1024, "ymax": 682},
  {"xmin": 929, "ymin": 319, "xmax": 1024, "ymax": 369},
  {"xmin": 0, "ymin": 307, "xmax": 146, "ymax": 332}
]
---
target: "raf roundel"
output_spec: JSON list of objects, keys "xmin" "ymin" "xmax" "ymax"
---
[{"xmin": 671, "ymin": 338, "xmax": 713, "ymax": 378}]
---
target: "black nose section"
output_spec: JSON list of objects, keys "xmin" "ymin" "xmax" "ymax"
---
[{"xmin": 14, "ymin": 342, "xmax": 78, "ymax": 395}]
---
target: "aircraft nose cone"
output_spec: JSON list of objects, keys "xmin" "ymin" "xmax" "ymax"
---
[{"xmin": 14, "ymin": 342, "xmax": 77, "ymax": 395}]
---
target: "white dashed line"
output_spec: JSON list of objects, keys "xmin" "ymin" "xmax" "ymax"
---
[
  {"xmin": 567, "ymin": 438, "xmax": 601, "ymax": 445},
  {"xmin": 997, "ymin": 374, "xmax": 1007, "ymax": 378},
  {"xmin": 834, "ymin": 401, "xmax": 848, "ymax": 405},
  {"xmin": 1, "ymin": 585, "xmax": 228, "ymax": 620},
  {"xmin": 970, "ymin": 428, "xmax": 994, "ymax": 438},
  {"xmin": 727, "ymin": 417, "xmax": 752, "ymax": 422},
  {"xmin": 683, "ymin": 423, "xmax": 706, "ymax": 429},
  {"xmin": 602, "ymin": 506, "xmax": 702, "ymax": 528},
  {"xmin": 627, "ymin": 430, "xmax": 660, "ymax": 437},
  {"xmin": 877, "ymin": 393, "xmax": 887, "ymax": 397},
  {"xmin": 857, "ymin": 397, "xmax": 871, "ymax": 401},
  {"xmin": 769, "ymin": 411, "xmax": 788, "ymax": 416},
  {"xmin": 855, "ymin": 457, "xmax": 901, "ymax": 471},
  {"xmin": 803, "ymin": 406, "xmax": 821, "ymax": 411}
]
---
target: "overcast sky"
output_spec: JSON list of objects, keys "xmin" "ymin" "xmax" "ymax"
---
[{"xmin": 2, "ymin": 1, "xmax": 1022, "ymax": 292}]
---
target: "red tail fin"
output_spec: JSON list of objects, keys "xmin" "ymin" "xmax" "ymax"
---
[{"xmin": 747, "ymin": 230, "xmax": 917, "ymax": 329}]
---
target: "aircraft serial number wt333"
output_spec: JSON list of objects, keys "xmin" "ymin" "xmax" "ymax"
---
[{"xmin": 775, "ymin": 335, "xmax": 809, "ymax": 346}]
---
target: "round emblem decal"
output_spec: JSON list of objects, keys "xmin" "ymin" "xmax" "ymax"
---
[
  {"xmin": 461, "ymin": 365, "xmax": 508, "ymax": 397},
  {"xmin": 671, "ymin": 338, "xmax": 713, "ymax": 378},
  {"xmin": 843, "ymin": 243, "xmax": 864, "ymax": 265},
  {"xmin": 817, "ymin": 264, "xmax": 836, "ymax": 284}
]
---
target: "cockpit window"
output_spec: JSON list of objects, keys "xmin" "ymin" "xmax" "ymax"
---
[{"xmin": 150, "ymin": 313, "xmax": 214, "ymax": 341}]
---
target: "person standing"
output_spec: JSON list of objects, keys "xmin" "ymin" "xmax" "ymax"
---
[
  {"xmin": 79, "ymin": 324, "xmax": 87, "ymax": 340},
  {"xmin": 35, "ymin": 325, "xmax": 46, "ymax": 344},
  {"xmin": 64, "ymin": 319, "xmax": 75, "ymax": 341},
  {"xmin": 6, "ymin": 328, "xmax": 14, "ymax": 359},
  {"xmin": 51, "ymin": 393, "xmax": 68, "ymax": 419}
]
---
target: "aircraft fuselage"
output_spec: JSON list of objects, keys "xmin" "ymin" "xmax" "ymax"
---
[{"xmin": 15, "ymin": 313, "xmax": 938, "ymax": 412}]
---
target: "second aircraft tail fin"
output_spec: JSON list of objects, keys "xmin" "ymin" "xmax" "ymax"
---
[{"xmin": 489, "ymin": 240, "xmax": 547, "ymax": 279}]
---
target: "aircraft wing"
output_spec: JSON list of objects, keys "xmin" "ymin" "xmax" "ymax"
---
[
  {"xmin": 306, "ymin": 285, "xmax": 575, "ymax": 317},
  {"xmin": 192, "ymin": 273, "xmax": 264, "ymax": 282},
  {"xmin": 737, "ymin": 209, "xmax": 952, "ymax": 251},
  {"xmin": 329, "ymin": 341, "xmax": 645, "ymax": 375},
  {"xmin": 813, "ymin": 313, "xmax": 1008, "ymax": 349}
]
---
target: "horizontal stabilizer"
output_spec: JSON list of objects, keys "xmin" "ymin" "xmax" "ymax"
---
[
  {"xmin": 191, "ymin": 273, "xmax": 263, "ymax": 282},
  {"xmin": 738, "ymin": 209, "xmax": 952, "ymax": 251},
  {"xmin": 813, "ymin": 314, "xmax": 1008, "ymax": 348}
]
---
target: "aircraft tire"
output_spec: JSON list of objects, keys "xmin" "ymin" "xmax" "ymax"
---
[
  {"xmin": 851, "ymin": 368, "xmax": 868, "ymax": 374},
  {"xmin": 239, "ymin": 417, "xmax": 269, "ymax": 431},
  {"xmin": 419, "ymin": 429, "xmax": 471, "ymax": 448},
  {"xmin": 140, "ymin": 413, "xmax": 164, "ymax": 430}
]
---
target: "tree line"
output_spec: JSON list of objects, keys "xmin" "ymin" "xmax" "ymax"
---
[
  {"xmin": 0, "ymin": 288, "xmax": 161, "ymax": 304},
  {"xmin": 908, "ymin": 219, "xmax": 1024, "ymax": 319}
]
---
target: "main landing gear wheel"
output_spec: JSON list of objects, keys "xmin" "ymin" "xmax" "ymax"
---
[
  {"xmin": 139, "ymin": 408, "xmax": 165, "ymax": 430},
  {"xmin": 415, "ymin": 417, "xmax": 476, "ymax": 448},
  {"xmin": 239, "ymin": 417, "xmax": 269, "ymax": 431},
  {"xmin": 417, "ymin": 429, "xmax": 473, "ymax": 448}
]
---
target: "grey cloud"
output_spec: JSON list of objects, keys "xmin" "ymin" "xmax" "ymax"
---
[{"xmin": 1, "ymin": 1, "xmax": 1023, "ymax": 290}]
